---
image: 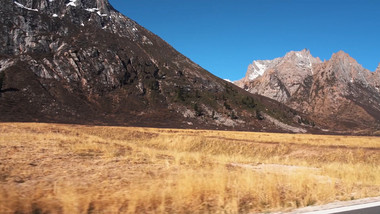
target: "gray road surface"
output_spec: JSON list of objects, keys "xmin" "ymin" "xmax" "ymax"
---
[
  {"xmin": 338, "ymin": 205, "xmax": 380, "ymax": 214},
  {"xmin": 308, "ymin": 201, "xmax": 380, "ymax": 213},
  {"xmin": 279, "ymin": 197, "xmax": 380, "ymax": 214}
]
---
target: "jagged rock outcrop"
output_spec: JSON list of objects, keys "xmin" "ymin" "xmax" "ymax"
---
[
  {"xmin": 235, "ymin": 50, "xmax": 380, "ymax": 133},
  {"xmin": 236, "ymin": 49, "xmax": 322, "ymax": 103},
  {"xmin": 0, "ymin": 0, "xmax": 311, "ymax": 132}
]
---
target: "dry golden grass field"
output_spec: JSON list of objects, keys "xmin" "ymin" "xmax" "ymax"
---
[{"xmin": 0, "ymin": 123, "xmax": 380, "ymax": 213}]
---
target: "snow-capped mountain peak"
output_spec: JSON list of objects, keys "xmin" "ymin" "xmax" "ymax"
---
[
  {"xmin": 248, "ymin": 60, "xmax": 271, "ymax": 81},
  {"xmin": 234, "ymin": 50, "xmax": 380, "ymax": 132},
  {"xmin": 240, "ymin": 49, "xmax": 321, "ymax": 83}
]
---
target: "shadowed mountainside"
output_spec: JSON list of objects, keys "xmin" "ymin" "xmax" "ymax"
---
[{"xmin": 0, "ymin": 0, "xmax": 314, "ymax": 132}]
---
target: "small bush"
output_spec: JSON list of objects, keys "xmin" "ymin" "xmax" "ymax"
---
[
  {"xmin": 230, "ymin": 111, "xmax": 238, "ymax": 119},
  {"xmin": 224, "ymin": 101, "xmax": 232, "ymax": 110},
  {"xmin": 193, "ymin": 103, "xmax": 203, "ymax": 116},
  {"xmin": 256, "ymin": 110, "xmax": 264, "ymax": 120},
  {"xmin": 0, "ymin": 72, "xmax": 4, "ymax": 90},
  {"xmin": 175, "ymin": 87, "xmax": 185, "ymax": 102},
  {"xmin": 242, "ymin": 96, "xmax": 256, "ymax": 109}
]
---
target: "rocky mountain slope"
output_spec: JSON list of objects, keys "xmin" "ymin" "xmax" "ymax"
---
[
  {"xmin": 0, "ymin": 0, "xmax": 312, "ymax": 132},
  {"xmin": 235, "ymin": 49, "xmax": 380, "ymax": 133}
]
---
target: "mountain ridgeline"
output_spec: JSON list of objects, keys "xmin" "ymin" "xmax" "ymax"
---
[
  {"xmin": 235, "ymin": 49, "xmax": 380, "ymax": 134},
  {"xmin": 0, "ymin": 0, "xmax": 313, "ymax": 132}
]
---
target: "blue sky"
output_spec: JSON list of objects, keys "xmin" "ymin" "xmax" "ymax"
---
[{"xmin": 109, "ymin": 0, "xmax": 380, "ymax": 81}]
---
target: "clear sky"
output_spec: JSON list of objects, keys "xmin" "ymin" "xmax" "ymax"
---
[{"xmin": 108, "ymin": 0, "xmax": 380, "ymax": 81}]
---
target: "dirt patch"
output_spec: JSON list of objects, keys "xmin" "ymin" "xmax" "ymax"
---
[
  {"xmin": 229, "ymin": 163, "xmax": 334, "ymax": 184},
  {"xmin": 230, "ymin": 163, "xmax": 319, "ymax": 173}
]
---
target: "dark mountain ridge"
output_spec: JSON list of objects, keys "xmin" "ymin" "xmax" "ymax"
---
[{"xmin": 0, "ymin": 0, "xmax": 313, "ymax": 133}]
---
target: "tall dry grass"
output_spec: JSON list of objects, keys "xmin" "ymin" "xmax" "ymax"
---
[{"xmin": 0, "ymin": 123, "xmax": 379, "ymax": 213}]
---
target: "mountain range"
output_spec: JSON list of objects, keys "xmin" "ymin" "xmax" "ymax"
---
[
  {"xmin": 235, "ymin": 49, "xmax": 380, "ymax": 133},
  {"xmin": 1, "ymin": 0, "xmax": 378, "ymax": 134},
  {"xmin": 0, "ymin": 0, "xmax": 314, "ymax": 133}
]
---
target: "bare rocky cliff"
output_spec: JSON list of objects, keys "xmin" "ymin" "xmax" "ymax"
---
[
  {"xmin": 236, "ymin": 49, "xmax": 322, "ymax": 103},
  {"xmin": 235, "ymin": 50, "xmax": 380, "ymax": 133},
  {"xmin": 0, "ymin": 0, "xmax": 311, "ymax": 132}
]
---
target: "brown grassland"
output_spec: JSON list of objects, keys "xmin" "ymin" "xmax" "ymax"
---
[{"xmin": 0, "ymin": 123, "xmax": 379, "ymax": 213}]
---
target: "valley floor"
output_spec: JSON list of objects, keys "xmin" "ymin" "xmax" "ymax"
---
[{"xmin": 0, "ymin": 123, "xmax": 379, "ymax": 213}]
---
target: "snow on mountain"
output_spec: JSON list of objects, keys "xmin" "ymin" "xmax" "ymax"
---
[
  {"xmin": 248, "ymin": 60, "xmax": 271, "ymax": 81},
  {"xmin": 66, "ymin": 0, "xmax": 78, "ymax": 7},
  {"xmin": 235, "ymin": 49, "xmax": 321, "ymax": 103},
  {"xmin": 14, "ymin": 1, "xmax": 38, "ymax": 11},
  {"xmin": 234, "ymin": 50, "xmax": 380, "ymax": 132}
]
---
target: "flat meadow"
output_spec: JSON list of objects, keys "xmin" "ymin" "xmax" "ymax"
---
[{"xmin": 0, "ymin": 123, "xmax": 379, "ymax": 213}]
